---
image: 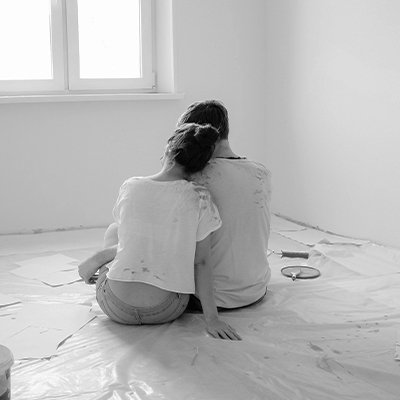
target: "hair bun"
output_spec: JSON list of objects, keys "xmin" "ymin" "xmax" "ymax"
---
[
  {"xmin": 168, "ymin": 123, "xmax": 220, "ymax": 174},
  {"xmin": 193, "ymin": 124, "xmax": 220, "ymax": 148}
]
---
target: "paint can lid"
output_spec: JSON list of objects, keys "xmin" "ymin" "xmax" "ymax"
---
[{"xmin": 0, "ymin": 345, "xmax": 14, "ymax": 372}]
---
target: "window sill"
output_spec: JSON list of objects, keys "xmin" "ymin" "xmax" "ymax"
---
[{"xmin": 0, "ymin": 92, "xmax": 185, "ymax": 104}]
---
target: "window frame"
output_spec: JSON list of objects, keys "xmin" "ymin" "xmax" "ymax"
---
[
  {"xmin": 0, "ymin": 0, "xmax": 65, "ymax": 93},
  {"xmin": 65, "ymin": 0, "xmax": 155, "ymax": 91},
  {"xmin": 0, "ymin": 0, "xmax": 155, "ymax": 95}
]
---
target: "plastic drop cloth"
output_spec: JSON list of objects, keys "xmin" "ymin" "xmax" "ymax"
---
[{"xmin": 1, "ymin": 219, "xmax": 400, "ymax": 400}]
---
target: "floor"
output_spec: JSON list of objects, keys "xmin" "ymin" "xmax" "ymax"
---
[{"xmin": 1, "ymin": 216, "xmax": 400, "ymax": 400}]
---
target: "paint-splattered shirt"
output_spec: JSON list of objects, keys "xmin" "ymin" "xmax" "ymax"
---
[
  {"xmin": 106, "ymin": 177, "xmax": 221, "ymax": 293},
  {"xmin": 191, "ymin": 158, "xmax": 272, "ymax": 308}
]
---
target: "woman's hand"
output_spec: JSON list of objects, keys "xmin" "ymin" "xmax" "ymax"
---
[
  {"xmin": 78, "ymin": 246, "xmax": 118, "ymax": 284},
  {"xmin": 78, "ymin": 255, "xmax": 102, "ymax": 284},
  {"xmin": 206, "ymin": 318, "xmax": 242, "ymax": 341}
]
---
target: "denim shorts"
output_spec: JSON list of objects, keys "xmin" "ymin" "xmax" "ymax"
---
[{"xmin": 95, "ymin": 268, "xmax": 190, "ymax": 325}]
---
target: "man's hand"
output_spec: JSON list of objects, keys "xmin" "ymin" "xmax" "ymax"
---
[{"xmin": 206, "ymin": 318, "xmax": 242, "ymax": 341}]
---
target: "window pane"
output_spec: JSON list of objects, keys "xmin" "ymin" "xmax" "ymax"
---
[
  {"xmin": 77, "ymin": 0, "xmax": 141, "ymax": 79},
  {"xmin": 0, "ymin": 0, "xmax": 52, "ymax": 80}
]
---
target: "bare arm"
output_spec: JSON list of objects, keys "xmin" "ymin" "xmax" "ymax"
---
[
  {"xmin": 78, "ymin": 245, "xmax": 117, "ymax": 284},
  {"xmin": 194, "ymin": 235, "xmax": 241, "ymax": 340}
]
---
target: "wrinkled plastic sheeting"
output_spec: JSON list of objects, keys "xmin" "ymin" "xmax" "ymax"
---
[{"xmin": 1, "ymin": 229, "xmax": 400, "ymax": 399}]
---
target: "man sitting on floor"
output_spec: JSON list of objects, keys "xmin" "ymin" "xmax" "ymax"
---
[{"xmin": 178, "ymin": 100, "xmax": 272, "ymax": 309}]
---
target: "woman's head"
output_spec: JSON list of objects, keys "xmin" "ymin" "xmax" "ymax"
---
[
  {"xmin": 166, "ymin": 123, "xmax": 219, "ymax": 174},
  {"xmin": 177, "ymin": 100, "xmax": 229, "ymax": 140}
]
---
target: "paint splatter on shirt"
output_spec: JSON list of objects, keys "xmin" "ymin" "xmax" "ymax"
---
[{"xmin": 107, "ymin": 177, "xmax": 221, "ymax": 293}]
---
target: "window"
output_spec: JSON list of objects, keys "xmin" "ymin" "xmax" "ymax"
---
[{"xmin": 0, "ymin": 0, "xmax": 154, "ymax": 95}]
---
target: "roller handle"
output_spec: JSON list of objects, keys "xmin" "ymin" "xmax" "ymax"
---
[{"xmin": 280, "ymin": 251, "xmax": 309, "ymax": 259}]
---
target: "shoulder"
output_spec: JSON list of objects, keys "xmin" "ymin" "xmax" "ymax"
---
[
  {"xmin": 117, "ymin": 176, "xmax": 144, "ymax": 195},
  {"xmin": 213, "ymin": 158, "xmax": 271, "ymax": 178},
  {"xmin": 186, "ymin": 183, "xmax": 215, "ymax": 208},
  {"xmin": 120, "ymin": 176, "xmax": 145, "ymax": 188},
  {"xmin": 188, "ymin": 182, "xmax": 211, "ymax": 198},
  {"xmin": 249, "ymin": 160, "xmax": 271, "ymax": 176},
  {"xmin": 249, "ymin": 159, "xmax": 269, "ymax": 170},
  {"xmin": 231, "ymin": 159, "xmax": 271, "ymax": 179},
  {"xmin": 123, "ymin": 176, "xmax": 143, "ymax": 184}
]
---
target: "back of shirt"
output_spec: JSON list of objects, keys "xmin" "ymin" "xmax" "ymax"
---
[
  {"xmin": 192, "ymin": 158, "xmax": 272, "ymax": 308},
  {"xmin": 107, "ymin": 177, "xmax": 221, "ymax": 294}
]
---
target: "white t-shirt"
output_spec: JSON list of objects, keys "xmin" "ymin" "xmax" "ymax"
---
[
  {"xmin": 106, "ymin": 177, "xmax": 221, "ymax": 294},
  {"xmin": 191, "ymin": 158, "xmax": 272, "ymax": 308}
]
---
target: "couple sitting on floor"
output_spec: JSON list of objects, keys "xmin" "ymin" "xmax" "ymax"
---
[{"xmin": 79, "ymin": 100, "xmax": 272, "ymax": 341}]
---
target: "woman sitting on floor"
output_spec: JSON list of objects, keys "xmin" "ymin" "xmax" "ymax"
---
[{"xmin": 78, "ymin": 123, "xmax": 241, "ymax": 340}]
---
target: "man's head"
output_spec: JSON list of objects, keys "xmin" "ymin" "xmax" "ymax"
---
[{"xmin": 177, "ymin": 100, "xmax": 229, "ymax": 140}]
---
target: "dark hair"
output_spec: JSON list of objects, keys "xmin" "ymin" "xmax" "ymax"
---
[
  {"xmin": 168, "ymin": 123, "xmax": 219, "ymax": 174},
  {"xmin": 177, "ymin": 100, "xmax": 229, "ymax": 140}
]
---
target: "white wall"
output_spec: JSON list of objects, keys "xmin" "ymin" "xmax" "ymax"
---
[
  {"xmin": 0, "ymin": 0, "xmax": 268, "ymax": 234},
  {"xmin": 2, "ymin": 0, "xmax": 399, "ymax": 249},
  {"xmin": 265, "ymin": 0, "xmax": 400, "ymax": 248}
]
